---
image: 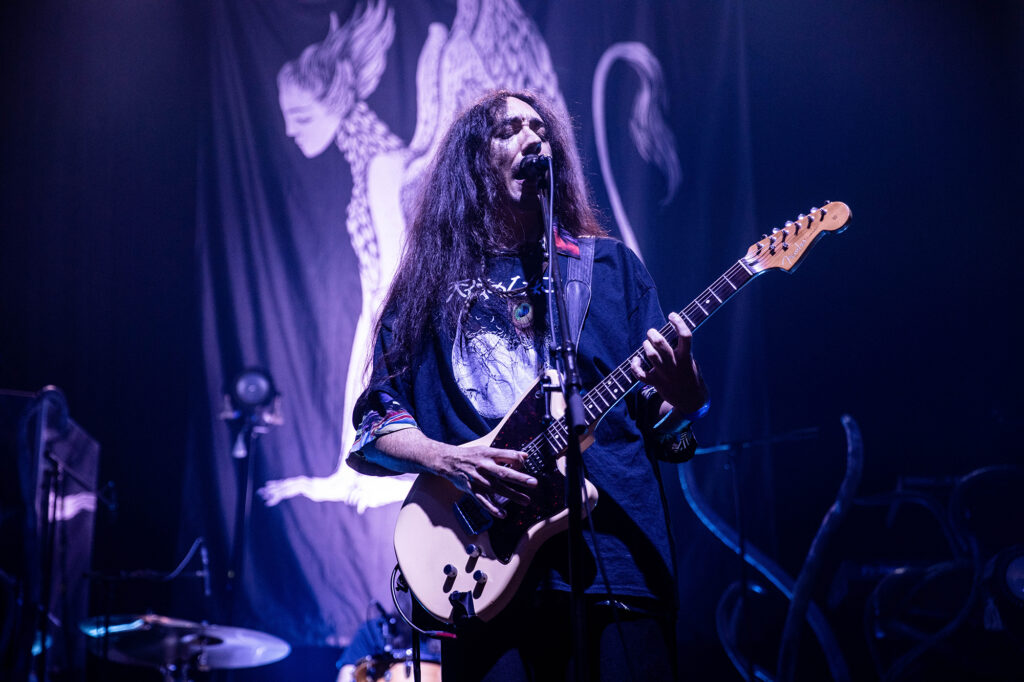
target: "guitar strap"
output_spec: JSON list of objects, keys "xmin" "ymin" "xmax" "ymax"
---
[{"xmin": 564, "ymin": 236, "xmax": 595, "ymax": 349}]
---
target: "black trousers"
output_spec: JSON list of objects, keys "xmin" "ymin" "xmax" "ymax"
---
[{"xmin": 440, "ymin": 591, "xmax": 677, "ymax": 681}]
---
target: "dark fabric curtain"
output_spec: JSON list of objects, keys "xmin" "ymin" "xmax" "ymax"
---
[{"xmin": 189, "ymin": 0, "xmax": 763, "ymax": 649}]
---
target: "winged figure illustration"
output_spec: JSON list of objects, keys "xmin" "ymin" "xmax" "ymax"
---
[{"xmin": 260, "ymin": 0, "xmax": 570, "ymax": 511}]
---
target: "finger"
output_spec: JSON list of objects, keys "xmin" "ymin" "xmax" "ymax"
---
[
  {"xmin": 475, "ymin": 492, "xmax": 506, "ymax": 518},
  {"xmin": 463, "ymin": 468, "xmax": 493, "ymax": 491},
  {"xmin": 490, "ymin": 480, "xmax": 531, "ymax": 506},
  {"xmin": 643, "ymin": 339, "xmax": 661, "ymax": 367},
  {"xmin": 631, "ymin": 356, "xmax": 648, "ymax": 381},
  {"xmin": 489, "ymin": 448, "xmax": 528, "ymax": 466},
  {"xmin": 668, "ymin": 313, "xmax": 692, "ymax": 354},
  {"xmin": 484, "ymin": 460, "xmax": 538, "ymax": 488},
  {"xmin": 647, "ymin": 328, "xmax": 674, "ymax": 357}
]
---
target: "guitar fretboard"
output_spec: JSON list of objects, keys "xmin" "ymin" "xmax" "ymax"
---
[{"xmin": 521, "ymin": 259, "xmax": 757, "ymax": 464}]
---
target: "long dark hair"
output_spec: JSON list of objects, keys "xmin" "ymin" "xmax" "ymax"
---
[{"xmin": 374, "ymin": 90, "xmax": 605, "ymax": 379}]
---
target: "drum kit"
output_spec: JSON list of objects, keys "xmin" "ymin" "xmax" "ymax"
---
[
  {"xmin": 341, "ymin": 607, "xmax": 444, "ymax": 682},
  {"xmin": 80, "ymin": 613, "xmax": 291, "ymax": 681},
  {"xmin": 353, "ymin": 652, "xmax": 442, "ymax": 682}
]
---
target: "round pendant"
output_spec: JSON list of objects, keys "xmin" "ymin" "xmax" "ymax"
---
[{"xmin": 511, "ymin": 300, "xmax": 533, "ymax": 329}]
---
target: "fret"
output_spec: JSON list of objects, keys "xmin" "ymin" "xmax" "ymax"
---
[
  {"xmin": 710, "ymin": 279, "xmax": 734, "ymax": 302},
  {"xmin": 684, "ymin": 305, "xmax": 707, "ymax": 326},
  {"xmin": 549, "ymin": 255, "xmax": 765, "ymax": 446}
]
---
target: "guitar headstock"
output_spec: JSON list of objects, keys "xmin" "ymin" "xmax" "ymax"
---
[{"xmin": 744, "ymin": 201, "xmax": 851, "ymax": 274}]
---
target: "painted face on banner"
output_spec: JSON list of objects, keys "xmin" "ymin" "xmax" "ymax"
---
[
  {"xmin": 489, "ymin": 97, "xmax": 553, "ymax": 204},
  {"xmin": 278, "ymin": 84, "xmax": 342, "ymax": 158}
]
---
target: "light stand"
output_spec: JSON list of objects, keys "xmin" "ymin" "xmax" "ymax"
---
[{"xmin": 219, "ymin": 368, "xmax": 282, "ymax": 621}]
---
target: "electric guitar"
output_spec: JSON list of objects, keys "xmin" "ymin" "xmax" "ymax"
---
[{"xmin": 393, "ymin": 201, "xmax": 852, "ymax": 624}]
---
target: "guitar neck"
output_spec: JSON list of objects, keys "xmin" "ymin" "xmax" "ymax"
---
[{"xmin": 533, "ymin": 259, "xmax": 757, "ymax": 452}]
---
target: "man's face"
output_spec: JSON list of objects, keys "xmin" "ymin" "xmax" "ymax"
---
[{"xmin": 489, "ymin": 97, "xmax": 553, "ymax": 204}]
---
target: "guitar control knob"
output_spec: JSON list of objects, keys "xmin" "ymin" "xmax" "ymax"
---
[
  {"xmin": 466, "ymin": 544, "xmax": 482, "ymax": 559},
  {"xmin": 443, "ymin": 564, "xmax": 458, "ymax": 578},
  {"xmin": 473, "ymin": 570, "xmax": 488, "ymax": 584}
]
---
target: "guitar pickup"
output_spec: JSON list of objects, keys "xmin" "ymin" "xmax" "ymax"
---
[{"xmin": 454, "ymin": 494, "xmax": 493, "ymax": 536}]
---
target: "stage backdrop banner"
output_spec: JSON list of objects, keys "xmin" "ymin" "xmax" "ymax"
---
[{"xmin": 189, "ymin": 0, "xmax": 761, "ymax": 647}]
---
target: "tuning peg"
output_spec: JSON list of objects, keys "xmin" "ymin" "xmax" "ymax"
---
[
  {"xmin": 772, "ymin": 227, "xmax": 780, "ymax": 234},
  {"xmin": 785, "ymin": 220, "xmax": 797, "ymax": 235}
]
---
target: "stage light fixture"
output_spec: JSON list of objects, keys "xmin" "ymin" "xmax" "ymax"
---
[{"xmin": 232, "ymin": 368, "xmax": 275, "ymax": 409}]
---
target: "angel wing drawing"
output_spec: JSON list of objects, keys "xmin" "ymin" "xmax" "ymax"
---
[{"xmin": 260, "ymin": 0, "xmax": 571, "ymax": 512}]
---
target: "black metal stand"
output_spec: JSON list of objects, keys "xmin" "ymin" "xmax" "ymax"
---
[
  {"xmin": 227, "ymin": 423, "xmax": 257, "ymax": 623},
  {"xmin": 536, "ymin": 165, "xmax": 589, "ymax": 682}
]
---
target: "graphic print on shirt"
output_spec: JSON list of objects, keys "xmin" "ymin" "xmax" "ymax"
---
[{"xmin": 451, "ymin": 273, "xmax": 549, "ymax": 420}]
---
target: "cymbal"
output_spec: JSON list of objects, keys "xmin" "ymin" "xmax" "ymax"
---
[{"xmin": 80, "ymin": 614, "xmax": 291, "ymax": 670}]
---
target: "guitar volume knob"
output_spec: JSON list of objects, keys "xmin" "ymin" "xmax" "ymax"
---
[
  {"xmin": 443, "ymin": 564, "xmax": 458, "ymax": 578},
  {"xmin": 466, "ymin": 544, "xmax": 482, "ymax": 559},
  {"xmin": 473, "ymin": 570, "xmax": 488, "ymax": 584}
]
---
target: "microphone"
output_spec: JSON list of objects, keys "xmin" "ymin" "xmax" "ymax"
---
[
  {"xmin": 513, "ymin": 154, "xmax": 550, "ymax": 182},
  {"xmin": 199, "ymin": 540, "xmax": 211, "ymax": 598}
]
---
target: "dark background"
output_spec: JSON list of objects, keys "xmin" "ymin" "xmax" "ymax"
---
[{"xmin": 1, "ymin": 0, "xmax": 1020, "ymax": 679}]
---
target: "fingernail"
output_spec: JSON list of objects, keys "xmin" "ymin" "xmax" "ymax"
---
[{"xmin": 526, "ymin": 477, "xmax": 538, "ymax": 486}]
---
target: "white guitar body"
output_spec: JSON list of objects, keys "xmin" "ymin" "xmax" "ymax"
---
[{"xmin": 394, "ymin": 370, "xmax": 598, "ymax": 624}]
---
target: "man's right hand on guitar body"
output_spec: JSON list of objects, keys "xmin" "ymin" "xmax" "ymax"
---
[{"xmin": 369, "ymin": 428, "xmax": 538, "ymax": 518}]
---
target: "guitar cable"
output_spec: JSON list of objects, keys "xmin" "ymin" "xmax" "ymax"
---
[
  {"xmin": 579, "ymin": 458, "xmax": 641, "ymax": 682},
  {"xmin": 390, "ymin": 563, "xmax": 457, "ymax": 640}
]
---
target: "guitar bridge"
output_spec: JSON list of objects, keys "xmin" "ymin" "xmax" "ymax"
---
[{"xmin": 454, "ymin": 494, "xmax": 493, "ymax": 536}]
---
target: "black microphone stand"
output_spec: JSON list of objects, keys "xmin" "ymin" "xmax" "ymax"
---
[{"xmin": 536, "ymin": 160, "xmax": 589, "ymax": 682}]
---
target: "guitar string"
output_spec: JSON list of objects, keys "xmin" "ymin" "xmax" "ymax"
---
[
  {"xmin": 521, "ymin": 259, "xmax": 757, "ymax": 466},
  {"xmin": 517, "ymin": 215, "xmax": 836, "ymax": 469}
]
